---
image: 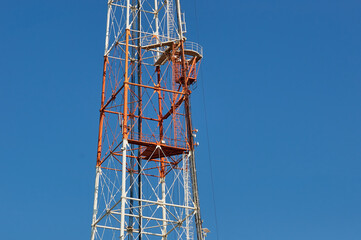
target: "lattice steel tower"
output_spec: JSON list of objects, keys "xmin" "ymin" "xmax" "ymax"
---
[{"xmin": 90, "ymin": 0, "xmax": 204, "ymax": 239}]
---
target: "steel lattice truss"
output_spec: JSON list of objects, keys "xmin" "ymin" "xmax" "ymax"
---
[{"xmin": 90, "ymin": 1, "xmax": 204, "ymax": 240}]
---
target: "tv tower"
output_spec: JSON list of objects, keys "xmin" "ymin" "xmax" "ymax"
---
[{"xmin": 90, "ymin": 0, "xmax": 204, "ymax": 239}]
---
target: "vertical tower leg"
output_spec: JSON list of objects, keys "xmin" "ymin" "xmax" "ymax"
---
[
  {"xmin": 183, "ymin": 153, "xmax": 192, "ymax": 240},
  {"xmin": 121, "ymin": 0, "xmax": 131, "ymax": 233},
  {"xmin": 90, "ymin": 166, "xmax": 101, "ymax": 240},
  {"xmin": 120, "ymin": 139, "xmax": 128, "ymax": 240},
  {"xmin": 161, "ymin": 177, "xmax": 167, "ymax": 240},
  {"xmin": 189, "ymin": 150, "xmax": 203, "ymax": 240}
]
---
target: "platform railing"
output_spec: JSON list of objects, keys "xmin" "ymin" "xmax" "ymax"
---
[{"xmin": 184, "ymin": 41, "xmax": 203, "ymax": 57}]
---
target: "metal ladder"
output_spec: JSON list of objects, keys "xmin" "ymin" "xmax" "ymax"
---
[{"xmin": 167, "ymin": 0, "xmax": 175, "ymax": 39}]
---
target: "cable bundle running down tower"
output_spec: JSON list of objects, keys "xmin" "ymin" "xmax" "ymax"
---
[{"xmin": 90, "ymin": 0, "xmax": 204, "ymax": 239}]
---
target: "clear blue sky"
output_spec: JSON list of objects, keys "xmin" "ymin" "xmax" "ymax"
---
[{"xmin": 1, "ymin": 0, "xmax": 361, "ymax": 239}]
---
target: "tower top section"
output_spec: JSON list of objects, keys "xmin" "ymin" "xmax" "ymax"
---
[{"xmin": 104, "ymin": 0, "xmax": 202, "ymax": 65}]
